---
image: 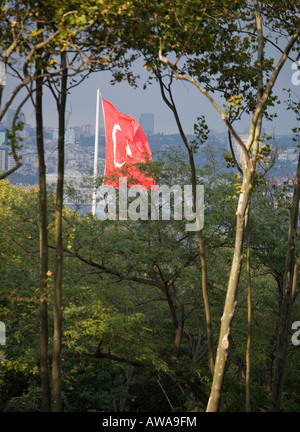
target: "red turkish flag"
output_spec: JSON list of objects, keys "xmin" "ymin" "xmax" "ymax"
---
[{"xmin": 102, "ymin": 98, "xmax": 155, "ymax": 189}]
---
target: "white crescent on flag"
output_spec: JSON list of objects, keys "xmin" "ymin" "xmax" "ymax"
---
[{"xmin": 112, "ymin": 123, "xmax": 132, "ymax": 168}]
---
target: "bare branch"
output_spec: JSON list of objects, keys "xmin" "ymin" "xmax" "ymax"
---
[
  {"xmin": 248, "ymin": 26, "xmax": 300, "ymax": 148},
  {"xmin": 0, "ymin": 90, "xmax": 32, "ymax": 180}
]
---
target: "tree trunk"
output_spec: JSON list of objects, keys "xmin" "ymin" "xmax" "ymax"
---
[
  {"xmin": 192, "ymin": 160, "xmax": 214, "ymax": 375},
  {"xmin": 52, "ymin": 51, "xmax": 67, "ymax": 412},
  {"xmin": 164, "ymin": 284, "xmax": 184, "ymax": 357},
  {"xmin": 206, "ymin": 191, "xmax": 250, "ymax": 411},
  {"xmin": 245, "ymin": 221, "xmax": 252, "ymax": 412},
  {"xmin": 173, "ymin": 317, "xmax": 184, "ymax": 358},
  {"xmin": 35, "ymin": 69, "xmax": 51, "ymax": 412},
  {"xmin": 186, "ymin": 141, "xmax": 214, "ymax": 373},
  {"xmin": 155, "ymin": 72, "xmax": 214, "ymax": 373},
  {"xmin": 270, "ymin": 151, "xmax": 300, "ymax": 411}
]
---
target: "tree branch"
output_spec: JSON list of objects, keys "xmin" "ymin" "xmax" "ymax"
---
[
  {"xmin": 64, "ymin": 247, "xmax": 160, "ymax": 288},
  {"xmin": 248, "ymin": 25, "xmax": 300, "ymax": 149},
  {"xmin": 158, "ymin": 43, "xmax": 251, "ymax": 169},
  {"xmin": 65, "ymin": 350, "xmax": 140, "ymax": 367}
]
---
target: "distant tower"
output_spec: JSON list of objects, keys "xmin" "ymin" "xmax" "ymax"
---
[
  {"xmin": 2, "ymin": 109, "xmax": 26, "ymax": 128},
  {"xmin": 230, "ymin": 134, "xmax": 248, "ymax": 164},
  {"xmin": 139, "ymin": 113, "xmax": 154, "ymax": 135},
  {"xmin": 0, "ymin": 149, "xmax": 6, "ymax": 172},
  {"xmin": 7, "ymin": 152, "xmax": 17, "ymax": 170}
]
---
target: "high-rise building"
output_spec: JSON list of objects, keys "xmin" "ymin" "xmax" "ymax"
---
[
  {"xmin": 0, "ymin": 149, "xmax": 6, "ymax": 172},
  {"xmin": 65, "ymin": 128, "xmax": 75, "ymax": 144},
  {"xmin": 2, "ymin": 109, "xmax": 26, "ymax": 128},
  {"xmin": 0, "ymin": 61, "xmax": 6, "ymax": 87},
  {"xmin": 229, "ymin": 134, "xmax": 248, "ymax": 164},
  {"xmin": 7, "ymin": 152, "xmax": 18, "ymax": 170},
  {"xmin": 139, "ymin": 113, "xmax": 154, "ymax": 135},
  {"xmin": 81, "ymin": 124, "xmax": 95, "ymax": 137},
  {"xmin": 0, "ymin": 131, "xmax": 6, "ymax": 146},
  {"xmin": 0, "ymin": 144, "xmax": 20, "ymax": 172}
]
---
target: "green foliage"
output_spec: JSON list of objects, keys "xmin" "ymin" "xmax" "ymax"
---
[
  {"xmin": 190, "ymin": 116, "xmax": 210, "ymax": 154},
  {"xmin": 1, "ymin": 144, "xmax": 300, "ymax": 411},
  {"xmin": 1, "ymin": 0, "xmax": 300, "ymax": 413}
]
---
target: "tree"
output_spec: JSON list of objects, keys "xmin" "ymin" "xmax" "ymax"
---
[
  {"xmin": 122, "ymin": 0, "xmax": 299, "ymax": 410},
  {"xmin": 50, "ymin": 49, "xmax": 67, "ymax": 413},
  {"xmin": 40, "ymin": 0, "xmax": 144, "ymax": 411},
  {"xmin": 270, "ymin": 92, "xmax": 300, "ymax": 411},
  {"xmin": 153, "ymin": 69, "xmax": 214, "ymax": 375},
  {"xmin": 1, "ymin": 0, "xmax": 142, "ymax": 411},
  {"xmin": 35, "ymin": 49, "xmax": 51, "ymax": 412}
]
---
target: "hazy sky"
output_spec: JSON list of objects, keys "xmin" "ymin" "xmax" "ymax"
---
[
  {"xmin": 68, "ymin": 58, "xmax": 299, "ymax": 137},
  {"xmin": 4, "ymin": 51, "xmax": 300, "ymax": 137}
]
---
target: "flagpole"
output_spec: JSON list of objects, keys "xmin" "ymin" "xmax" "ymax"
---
[{"xmin": 92, "ymin": 85, "xmax": 100, "ymax": 215}]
